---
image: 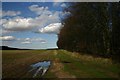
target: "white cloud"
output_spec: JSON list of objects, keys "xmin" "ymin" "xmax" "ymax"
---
[
  {"xmin": 29, "ymin": 5, "xmax": 60, "ymax": 24},
  {"xmin": 21, "ymin": 41, "xmax": 31, "ymax": 44},
  {"xmin": 1, "ymin": 19, "xmax": 8, "ymax": 25},
  {"xmin": 37, "ymin": 23, "xmax": 63, "ymax": 34},
  {"xmin": 0, "ymin": 30, "xmax": 16, "ymax": 35},
  {"xmin": 60, "ymin": 11, "xmax": 71, "ymax": 17},
  {"xmin": 24, "ymin": 37, "xmax": 46, "ymax": 42},
  {"xmin": 39, "ymin": 39, "xmax": 47, "ymax": 43},
  {"xmin": 2, "ymin": 7, "xmax": 61, "ymax": 33},
  {"xmin": 0, "ymin": 36, "xmax": 16, "ymax": 41},
  {"xmin": 61, "ymin": 3, "xmax": 67, "ymax": 7},
  {"xmin": 2, "ymin": 5, "xmax": 65, "ymax": 35},
  {"xmin": 41, "ymin": 41, "xmax": 46, "ymax": 44},
  {"xmin": 18, "ymin": 37, "xmax": 47, "ymax": 44},
  {"xmin": 0, "ymin": 36, "xmax": 47, "ymax": 45},
  {"xmin": 25, "ymin": 38, "xmax": 30, "ymax": 41},
  {"xmin": 2, "ymin": 11, "xmax": 21, "ymax": 17},
  {"xmin": 29, "ymin": 5, "xmax": 52, "ymax": 15},
  {"xmin": 2, "ymin": 17, "xmax": 34, "ymax": 31}
]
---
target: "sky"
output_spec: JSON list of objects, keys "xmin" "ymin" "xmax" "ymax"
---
[{"xmin": 0, "ymin": 2, "xmax": 69, "ymax": 49}]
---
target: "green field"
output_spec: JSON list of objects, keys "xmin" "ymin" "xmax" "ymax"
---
[{"xmin": 2, "ymin": 50, "xmax": 120, "ymax": 78}]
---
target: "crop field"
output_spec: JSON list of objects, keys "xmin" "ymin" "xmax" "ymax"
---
[{"xmin": 2, "ymin": 50, "xmax": 120, "ymax": 79}]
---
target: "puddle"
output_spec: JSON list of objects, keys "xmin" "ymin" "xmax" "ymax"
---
[{"xmin": 29, "ymin": 61, "xmax": 51, "ymax": 78}]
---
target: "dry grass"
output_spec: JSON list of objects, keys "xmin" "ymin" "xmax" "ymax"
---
[
  {"xmin": 51, "ymin": 58, "xmax": 76, "ymax": 78},
  {"xmin": 62, "ymin": 50, "xmax": 113, "ymax": 65},
  {"xmin": 2, "ymin": 50, "xmax": 120, "ymax": 78}
]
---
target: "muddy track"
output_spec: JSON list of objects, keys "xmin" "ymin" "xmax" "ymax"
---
[
  {"xmin": 3, "ymin": 50, "xmax": 52, "ymax": 78},
  {"xmin": 50, "ymin": 50, "xmax": 76, "ymax": 78}
]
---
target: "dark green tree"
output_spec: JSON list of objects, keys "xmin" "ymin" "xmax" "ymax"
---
[
  {"xmin": 57, "ymin": 2, "xmax": 111, "ymax": 57},
  {"xmin": 111, "ymin": 2, "xmax": 120, "ymax": 62}
]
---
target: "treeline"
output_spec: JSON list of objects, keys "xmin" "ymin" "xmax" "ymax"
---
[{"xmin": 57, "ymin": 3, "xmax": 120, "ymax": 61}]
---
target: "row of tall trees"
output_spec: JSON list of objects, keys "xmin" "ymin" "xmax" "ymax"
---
[
  {"xmin": 57, "ymin": 2, "xmax": 120, "ymax": 60},
  {"xmin": 111, "ymin": 3, "xmax": 120, "ymax": 61}
]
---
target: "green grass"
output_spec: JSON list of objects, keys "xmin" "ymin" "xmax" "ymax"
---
[
  {"xmin": 2, "ymin": 50, "xmax": 120, "ymax": 78},
  {"xmin": 56, "ymin": 50, "xmax": 119, "ymax": 78}
]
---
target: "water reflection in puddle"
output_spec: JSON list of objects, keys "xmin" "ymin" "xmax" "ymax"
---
[{"xmin": 29, "ymin": 61, "xmax": 51, "ymax": 78}]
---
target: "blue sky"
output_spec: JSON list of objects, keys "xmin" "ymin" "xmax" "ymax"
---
[{"xmin": 1, "ymin": 2, "xmax": 69, "ymax": 49}]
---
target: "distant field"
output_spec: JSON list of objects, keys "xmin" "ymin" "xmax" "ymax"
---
[{"xmin": 2, "ymin": 50, "xmax": 120, "ymax": 78}]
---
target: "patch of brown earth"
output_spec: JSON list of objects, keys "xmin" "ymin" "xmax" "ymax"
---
[
  {"xmin": 50, "ymin": 57, "xmax": 76, "ymax": 78},
  {"xmin": 3, "ymin": 50, "xmax": 52, "ymax": 78}
]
